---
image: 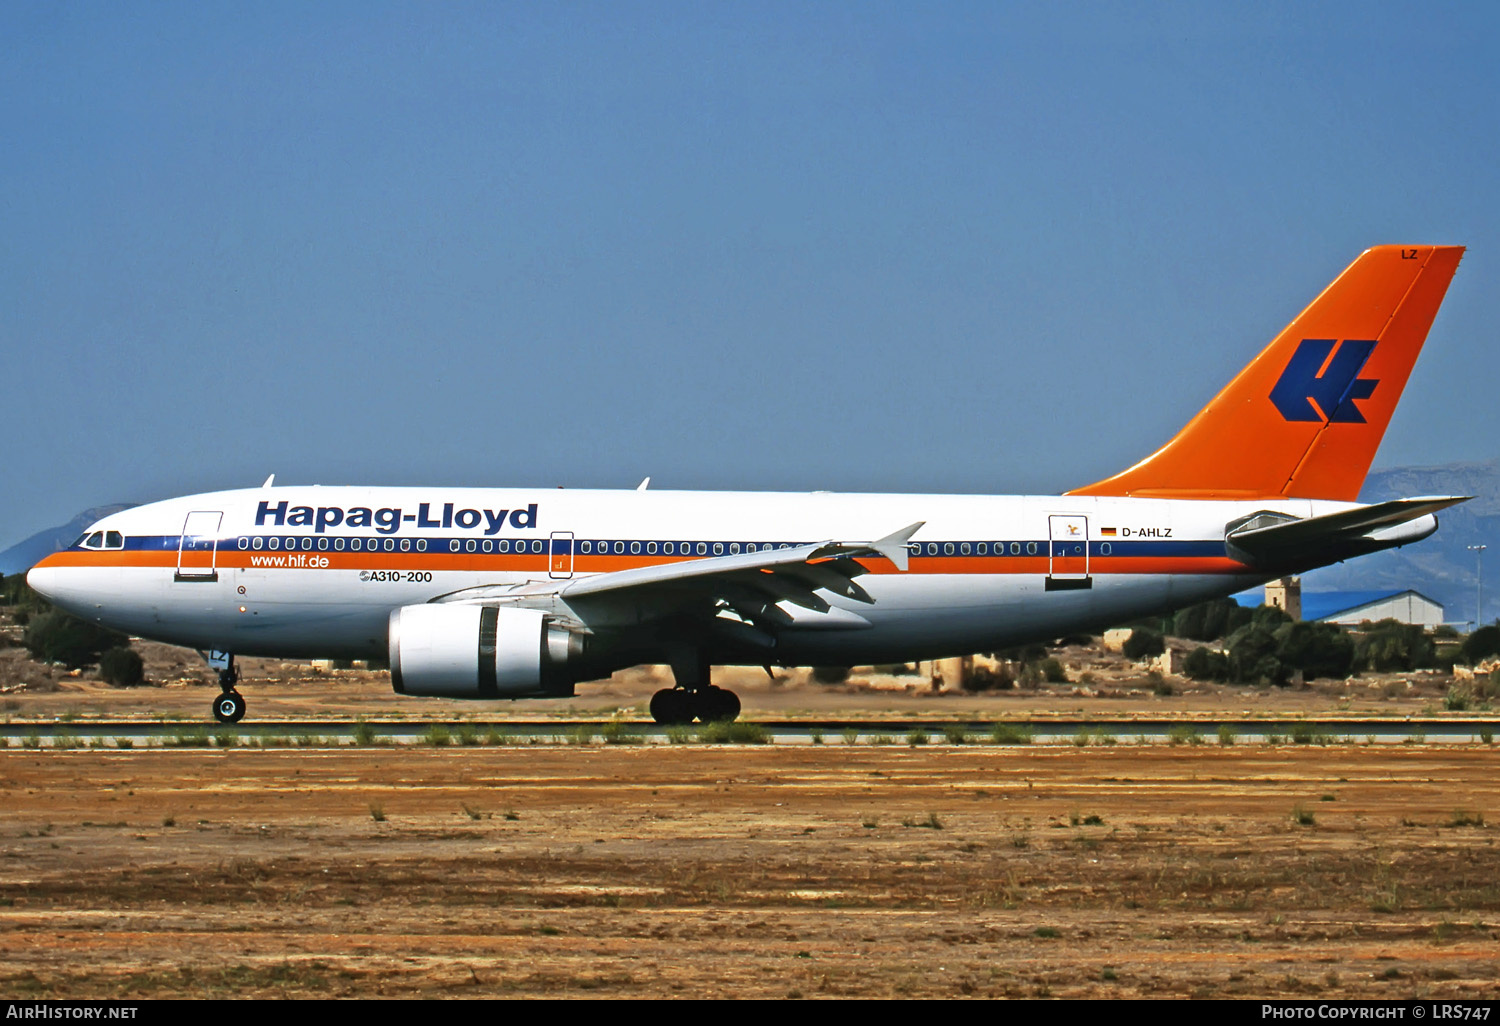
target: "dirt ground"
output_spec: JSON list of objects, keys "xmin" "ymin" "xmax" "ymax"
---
[
  {"xmin": 2, "ymin": 628, "xmax": 1497, "ymax": 999},
  {"xmin": 1, "ymin": 744, "xmax": 1497, "ymax": 1000}
]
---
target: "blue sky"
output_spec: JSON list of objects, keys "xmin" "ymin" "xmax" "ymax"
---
[{"xmin": 2, "ymin": 2, "xmax": 1497, "ymax": 550}]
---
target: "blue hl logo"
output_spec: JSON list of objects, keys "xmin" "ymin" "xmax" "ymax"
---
[{"xmin": 1269, "ymin": 339, "xmax": 1378, "ymax": 423}]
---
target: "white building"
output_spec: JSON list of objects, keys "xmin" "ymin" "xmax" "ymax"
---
[{"xmin": 1299, "ymin": 590, "xmax": 1446, "ymax": 628}]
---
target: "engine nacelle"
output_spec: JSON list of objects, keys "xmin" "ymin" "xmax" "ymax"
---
[{"xmin": 388, "ymin": 604, "xmax": 583, "ymax": 699}]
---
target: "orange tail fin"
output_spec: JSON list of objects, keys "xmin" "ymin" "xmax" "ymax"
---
[{"xmin": 1067, "ymin": 245, "xmax": 1465, "ymax": 501}]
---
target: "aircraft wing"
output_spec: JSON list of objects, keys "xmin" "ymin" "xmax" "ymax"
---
[
  {"xmin": 435, "ymin": 522, "xmax": 925, "ymax": 635},
  {"xmin": 1225, "ymin": 496, "xmax": 1468, "ymax": 571}
]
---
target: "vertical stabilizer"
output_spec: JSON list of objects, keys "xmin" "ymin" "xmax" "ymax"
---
[{"xmin": 1067, "ymin": 245, "xmax": 1464, "ymax": 501}]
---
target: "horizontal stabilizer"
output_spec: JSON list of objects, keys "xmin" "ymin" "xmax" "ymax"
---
[{"xmin": 1225, "ymin": 496, "xmax": 1468, "ymax": 570}]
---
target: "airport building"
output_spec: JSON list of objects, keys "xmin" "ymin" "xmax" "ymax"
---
[{"xmin": 1237, "ymin": 578, "xmax": 1446, "ymax": 627}]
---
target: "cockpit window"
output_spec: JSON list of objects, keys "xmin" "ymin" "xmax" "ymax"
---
[
  {"xmin": 104, "ymin": 531, "xmax": 124, "ymax": 549},
  {"xmin": 80, "ymin": 531, "xmax": 104, "ymax": 549},
  {"xmin": 75, "ymin": 530, "xmax": 123, "ymax": 550}
]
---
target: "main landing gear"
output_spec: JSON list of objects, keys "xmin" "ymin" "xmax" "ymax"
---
[
  {"xmin": 649, "ymin": 685, "xmax": 741, "ymax": 726},
  {"xmin": 650, "ymin": 648, "xmax": 741, "ymax": 725},
  {"xmin": 211, "ymin": 657, "xmax": 246, "ymax": 724}
]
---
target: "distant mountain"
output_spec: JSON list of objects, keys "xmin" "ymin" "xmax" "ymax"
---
[
  {"xmin": 0, "ymin": 505, "xmax": 135, "ymax": 576},
  {"xmin": 1302, "ymin": 459, "xmax": 1500, "ymax": 626}
]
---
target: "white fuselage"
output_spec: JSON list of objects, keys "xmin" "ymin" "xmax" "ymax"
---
[{"xmin": 28, "ymin": 485, "xmax": 1351, "ymax": 670}]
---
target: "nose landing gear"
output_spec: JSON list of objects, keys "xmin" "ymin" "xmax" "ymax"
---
[{"xmin": 208, "ymin": 656, "xmax": 246, "ymax": 724}]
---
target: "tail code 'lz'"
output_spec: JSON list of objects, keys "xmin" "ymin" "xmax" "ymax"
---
[{"xmin": 1068, "ymin": 245, "xmax": 1465, "ymax": 502}]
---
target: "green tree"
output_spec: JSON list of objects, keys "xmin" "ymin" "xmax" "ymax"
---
[
  {"xmin": 1226, "ymin": 623, "xmax": 1288, "ymax": 686},
  {"xmin": 1172, "ymin": 598, "xmax": 1254, "ymax": 642},
  {"xmin": 1274, "ymin": 621, "xmax": 1355, "ymax": 681},
  {"xmin": 1358, "ymin": 619, "xmax": 1438, "ymax": 672}
]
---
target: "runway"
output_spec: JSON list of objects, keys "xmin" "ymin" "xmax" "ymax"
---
[{"xmin": 2, "ymin": 716, "xmax": 1498, "ymax": 746}]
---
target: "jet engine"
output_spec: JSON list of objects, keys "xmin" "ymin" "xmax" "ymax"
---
[{"xmin": 388, "ymin": 604, "xmax": 583, "ymax": 698}]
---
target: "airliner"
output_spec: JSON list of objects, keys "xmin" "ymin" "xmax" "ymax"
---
[{"xmin": 28, "ymin": 245, "xmax": 1467, "ymax": 725}]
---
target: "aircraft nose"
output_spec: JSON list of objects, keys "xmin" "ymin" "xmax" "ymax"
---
[{"xmin": 25, "ymin": 564, "xmax": 57, "ymax": 601}]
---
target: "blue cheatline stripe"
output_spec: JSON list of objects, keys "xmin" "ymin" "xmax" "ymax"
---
[{"xmin": 106, "ymin": 534, "xmax": 1229, "ymax": 560}]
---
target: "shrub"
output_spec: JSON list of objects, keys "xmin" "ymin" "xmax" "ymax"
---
[
  {"xmin": 601, "ymin": 719, "xmax": 643, "ymax": 745},
  {"xmin": 1460, "ymin": 624, "xmax": 1500, "ymax": 665},
  {"xmin": 1122, "ymin": 629, "xmax": 1165, "ymax": 661},
  {"xmin": 22, "ymin": 610, "xmax": 128, "ymax": 669},
  {"xmin": 998, "ymin": 642, "xmax": 1048, "ymax": 663},
  {"xmin": 962, "ymin": 664, "xmax": 1015, "ymax": 692},
  {"xmin": 1038, "ymin": 657, "xmax": 1069, "ymax": 683},
  {"xmin": 1183, "ymin": 646, "xmax": 1231, "ymax": 682},
  {"xmin": 1166, "ymin": 725, "xmax": 1202, "ymax": 745},
  {"xmin": 989, "ymin": 722, "xmax": 1033, "ymax": 745},
  {"xmin": 98, "ymin": 646, "xmax": 145, "ymax": 687},
  {"xmin": 811, "ymin": 666, "xmax": 851, "ymax": 684}
]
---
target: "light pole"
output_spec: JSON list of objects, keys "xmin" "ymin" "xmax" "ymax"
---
[{"xmin": 1468, "ymin": 545, "xmax": 1487, "ymax": 628}]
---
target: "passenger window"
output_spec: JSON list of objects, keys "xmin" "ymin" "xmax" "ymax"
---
[
  {"xmin": 465, "ymin": 539, "xmax": 477, "ymax": 553},
  {"xmin": 400, "ymin": 539, "xmax": 411, "ymax": 552},
  {"xmin": 729, "ymin": 542, "xmax": 740, "ymax": 554},
  {"xmin": 417, "ymin": 539, "xmax": 427, "ymax": 552},
  {"xmin": 252, "ymin": 536, "xmax": 264, "ymax": 550},
  {"xmin": 664, "ymin": 542, "xmax": 675, "ymax": 555},
  {"xmin": 614, "ymin": 541, "xmax": 624, "ymax": 554},
  {"xmin": 268, "ymin": 537, "xmax": 280, "ymax": 551},
  {"xmin": 384, "ymin": 539, "xmax": 395, "ymax": 552},
  {"xmin": 1010, "ymin": 542, "xmax": 1021, "ymax": 555},
  {"xmin": 944, "ymin": 542, "xmax": 955, "ymax": 555},
  {"xmin": 630, "ymin": 541, "xmax": 641, "ymax": 555},
  {"xmin": 498, "ymin": 540, "xmax": 510, "ymax": 553},
  {"xmin": 481, "ymin": 540, "xmax": 492, "ymax": 553},
  {"xmin": 713, "ymin": 542, "xmax": 724, "ymax": 555},
  {"xmin": 647, "ymin": 541, "xmax": 657, "ymax": 555},
  {"xmin": 1026, "ymin": 542, "xmax": 1037, "ymax": 555},
  {"xmin": 317, "ymin": 538, "xmax": 328, "ymax": 551},
  {"xmin": 580, "ymin": 541, "xmax": 591, "ymax": 554},
  {"xmin": 237, "ymin": 537, "xmax": 249, "ymax": 551},
  {"xmin": 960, "ymin": 542, "xmax": 971, "ymax": 555},
  {"xmin": 977, "ymin": 542, "xmax": 987, "ymax": 555}
]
